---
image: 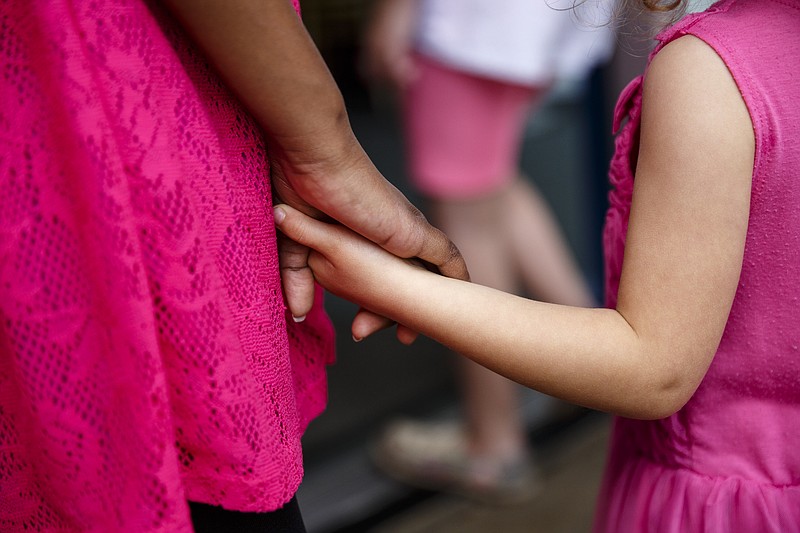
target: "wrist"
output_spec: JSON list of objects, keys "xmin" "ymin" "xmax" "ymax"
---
[
  {"xmin": 268, "ymin": 116, "xmax": 394, "ymax": 226},
  {"xmin": 268, "ymin": 103, "xmax": 361, "ymax": 175}
]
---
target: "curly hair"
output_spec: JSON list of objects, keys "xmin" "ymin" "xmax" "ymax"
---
[
  {"xmin": 616, "ymin": 0, "xmax": 687, "ymax": 14},
  {"xmin": 567, "ymin": 0, "xmax": 689, "ymax": 41},
  {"xmin": 640, "ymin": 0, "xmax": 685, "ymax": 11},
  {"xmin": 612, "ymin": 0, "xmax": 689, "ymax": 36}
]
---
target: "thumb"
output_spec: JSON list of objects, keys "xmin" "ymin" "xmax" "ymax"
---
[{"xmin": 276, "ymin": 232, "xmax": 315, "ymax": 320}]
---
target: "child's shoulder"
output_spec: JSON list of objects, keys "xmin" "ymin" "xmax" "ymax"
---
[
  {"xmin": 644, "ymin": 34, "xmax": 737, "ymax": 112},
  {"xmin": 646, "ymin": 0, "xmax": 799, "ymax": 133},
  {"xmin": 640, "ymin": 32, "xmax": 753, "ymax": 175}
]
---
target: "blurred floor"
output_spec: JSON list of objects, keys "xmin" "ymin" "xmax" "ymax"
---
[
  {"xmin": 370, "ymin": 413, "xmax": 611, "ymax": 533},
  {"xmin": 299, "ymin": 409, "xmax": 611, "ymax": 533}
]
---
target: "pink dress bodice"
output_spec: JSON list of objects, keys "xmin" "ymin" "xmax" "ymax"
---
[
  {"xmin": 0, "ymin": 1, "xmax": 334, "ymax": 531},
  {"xmin": 597, "ymin": 1, "xmax": 800, "ymax": 531}
]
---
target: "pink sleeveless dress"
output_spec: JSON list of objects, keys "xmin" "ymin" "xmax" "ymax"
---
[
  {"xmin": 598, "ymin": 1, "xmax": 800, "ymax": 531},
  {"xmin": 0, "ymin": 1, "xmax": 334, "ymax": 531}
]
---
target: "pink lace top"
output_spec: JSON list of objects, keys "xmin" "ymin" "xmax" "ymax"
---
[
  {"xmin": 0, "ymin": 1, "xmax": 334, "ymax": 531},
  {"xmin": 597, "ymin": 1, "xmax": 800, "ymax": 531}
]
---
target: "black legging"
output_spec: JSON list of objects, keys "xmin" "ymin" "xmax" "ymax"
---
[{"xmin": 189, "ymin": 496, "xmax": 306, "ymax": 533}]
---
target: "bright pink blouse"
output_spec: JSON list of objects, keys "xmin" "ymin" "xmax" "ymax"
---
[{"xmin": 0, "ymin": 1, "xmax": 334, "ymax": 531}]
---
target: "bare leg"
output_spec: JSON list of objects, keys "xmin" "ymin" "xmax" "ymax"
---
[
  {"xmin": 429, "ymin": 176, "xmax": 594, "ymax": 463},
  {"xmin": 429, "ymin": 194, "xmax": 527, "ymax": 464},
  {"xmin": 371, "ymin": 181, "xmax": 591, "ymax": 500},
  {"xmin": 503, "ymin": 178, "xmax": 596, "ymax": 308}
]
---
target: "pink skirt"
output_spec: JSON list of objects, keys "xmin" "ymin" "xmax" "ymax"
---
[{"xmin": 403, "ymin": 54, "xmax": 543, "ymax": 201}]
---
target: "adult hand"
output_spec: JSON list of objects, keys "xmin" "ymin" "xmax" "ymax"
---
[{"xmin": 270, "ymin": 130, "xmax": 468, "ymax": 342}]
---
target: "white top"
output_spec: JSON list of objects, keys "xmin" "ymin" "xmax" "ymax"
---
[{"xmin": 415, "ymin": 0, "xmax": 615, "ymax": 86}]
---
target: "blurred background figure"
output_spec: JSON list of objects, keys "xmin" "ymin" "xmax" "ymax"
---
[
  {"xmin": 360, "ymin": 0, "xmax": 613, "ymax": 504},
  {"xmin": 293, "ymin": 1, "xmax": 645, "ymax": 531}
]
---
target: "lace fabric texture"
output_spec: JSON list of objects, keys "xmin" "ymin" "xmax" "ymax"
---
[{"xmin": 0, "ymin": 1, "xmax": 334, "ymax": 531}]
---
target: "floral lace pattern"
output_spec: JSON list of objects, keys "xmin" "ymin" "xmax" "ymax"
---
[{"xmin": 0, "ymin": 1, "xmax": 333, "ymax": 531}]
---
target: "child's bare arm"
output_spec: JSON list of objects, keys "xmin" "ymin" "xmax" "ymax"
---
[
  {"xmin": 276, "ymin": 35, "xmax": 753, "ymax": 420},
  {"xmin": 273, "ymin": 204, "xmax": 646, "ymax": 416}
]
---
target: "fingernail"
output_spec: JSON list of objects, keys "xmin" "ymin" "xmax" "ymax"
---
[
  {"xmin": 352, "ymin": 335, "xmax": 362, "ymax": 343},
  {"xmin": 293, "ymin": 315, "xmax": 306, "ymax": 323},
  {"xmin": 273, "ymin": 206, "xmax": 286, "ymax": 224}
]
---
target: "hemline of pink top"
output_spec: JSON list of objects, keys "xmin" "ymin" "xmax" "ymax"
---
[
  {"xmin": 598, "ymin": 1, "xmax": 800, "ymax": 531},
  {"xmin": 0, "ymin": 1, "xmax": 335, "ymax": 531}
]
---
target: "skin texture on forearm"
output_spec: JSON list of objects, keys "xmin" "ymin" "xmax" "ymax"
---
[
  {"xmin": 160, "ymin": 0, "xmax": 376, "ymax": 219},
  {"xmin": 272, "ymin": 206, "xmax": 671, "ymax": 419},
  {"xmin": 373, "ymin": 269, "xmax": 660, "ymax": 418},
  {"xmin": 284, "ymin": 225, "xmax": 666, "ymax": 419},
  {"xmin": 160, "ymin": 1, "xmax": 420, "ymax": 236},
  {"xmin": 162, "ymin": 0, "xmax": 348, "ymax": 148}
]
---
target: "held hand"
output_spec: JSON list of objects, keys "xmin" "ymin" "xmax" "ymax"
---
[
  {"xmin": 271, "ymin": 145, "xmax": 326, "ymax": 322},
  {"xmin": 271, "ymin": 186, "xmax": 401, "ymax": 338},
  {"xmin": 276, "ymin": 214, "xmax": 411, "ymax": 339},
  {"xmin": 274, "ymin": 204, "xmax": 427, "ymax": 342},
  {"xmin": 270, "ymin": 135, "xmax": 468, "ymax": 340}
]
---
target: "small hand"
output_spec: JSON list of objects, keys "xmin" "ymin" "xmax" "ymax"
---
[
  {"xmin": 271, "ymin": 149, "xmax": 427, "ymax": 341},
  {"xmin": 274, "ymin": 203, "xmax": 428, "ymax": 342},
  {"xmin": 272, "ymin": 178, "xmax": 405, "ymax": 338}
]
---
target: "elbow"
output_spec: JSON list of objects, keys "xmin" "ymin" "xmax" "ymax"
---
[
  {"xmin": 610, "ymin": 335, "xmax": 716, "ymax": 420},
  {"xmin": 630, "ymin": 390, "xmax": 692, "ymax": 420},
  {"xmin": 623, "ymin": 369, "xmax": 703, "ymax": 420}
]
